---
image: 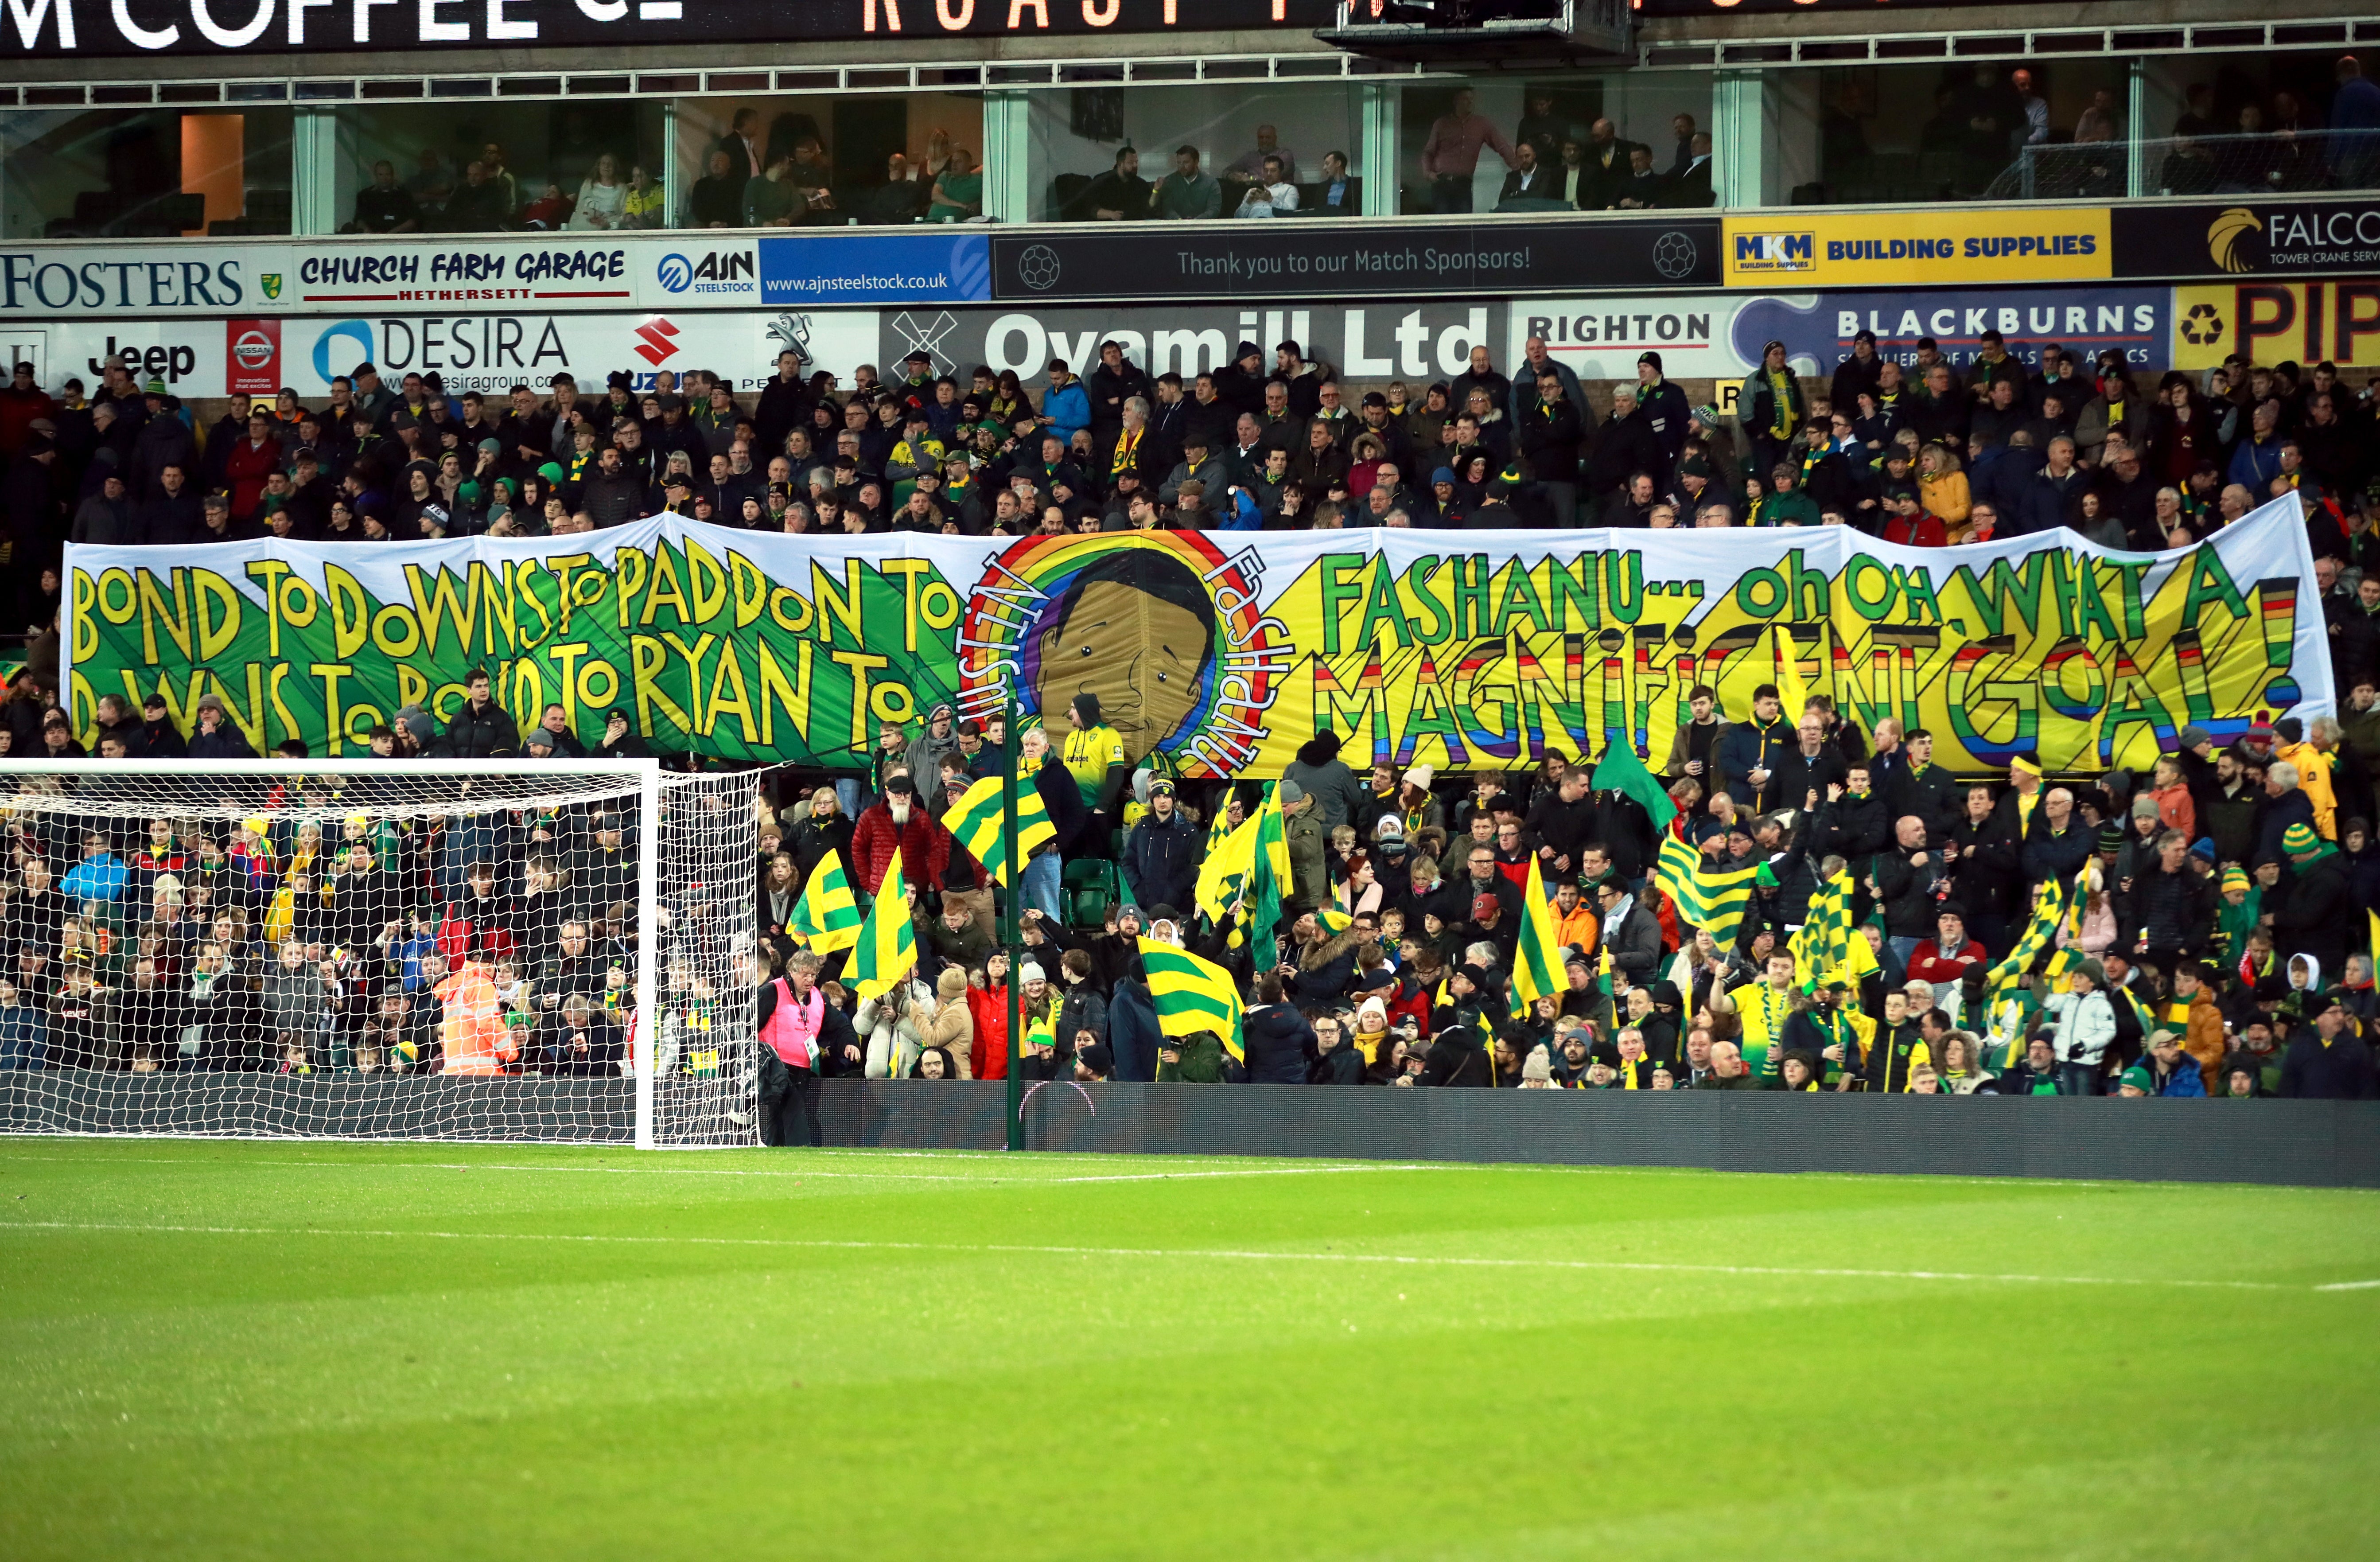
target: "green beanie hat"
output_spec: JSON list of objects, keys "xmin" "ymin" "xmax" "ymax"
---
[
  {"xmin": 2119, "ymin": 1064, "xmax": 2155, "ymax": 1094},
  {"xmin": 2221, "ymin": 865, "xmax": 2250, "ymax": 895},
  {"xmin": 2283, "ymin": 822, "xmax": 2322, "ymax": 856}
]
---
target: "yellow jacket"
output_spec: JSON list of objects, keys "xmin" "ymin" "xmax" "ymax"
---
[{"xmin": 2277, "ymin": 739, "xmax": 2338, "ymax": 838}]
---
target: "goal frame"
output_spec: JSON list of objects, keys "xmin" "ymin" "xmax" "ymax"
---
[{"xmin": 0, "ymin": 756, "xmax": 668, "ymax": 1149}]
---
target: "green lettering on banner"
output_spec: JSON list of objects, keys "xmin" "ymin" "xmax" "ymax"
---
[{"xmin": 54, "ymin": 506, "xmax": 2325, "ymax": 777}]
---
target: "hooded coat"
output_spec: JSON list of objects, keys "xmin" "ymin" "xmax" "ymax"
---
[{"xmin": 1279, "ymin": 731, "xmax": 1369, "ymax": 834}]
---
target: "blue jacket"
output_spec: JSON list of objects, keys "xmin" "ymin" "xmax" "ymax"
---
[
  {"xmin": 1105, "ymin": 976, "xmax": 1163, "ymax": 1083},
  {"xmin": 1042, "ymin": 380, "xmax": 1091, "ymax": 449},
  {"xmin": 1715, "ymin": 715, "xmax": 1796, "ymax": 810},
  {"xmin": 2154, "ymin": 1058, "xmax": 2207, "ymax": 1096},
  {"xmin": 1122, "ymin": 809, "xmax": 1200, "ymax": 916},
  {"xmin": 1241, "ymin": 1002, "xmax": 1314, "ymax": 1084},
  {"xmin": 2228, "ymin": 434, "xmax": 2283, "ymax": 492},
  {"xmin": 61, "ymin": 852, "xmax": 129, "ymax": 904},
  {"xmin": 0, "ymin": 1004, "xmax": 46, "ymax": 1069}
]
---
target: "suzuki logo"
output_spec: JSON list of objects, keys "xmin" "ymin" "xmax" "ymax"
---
[{"xmin": 633, "ymin": 318, "xmax": 681, "ymax": 367}]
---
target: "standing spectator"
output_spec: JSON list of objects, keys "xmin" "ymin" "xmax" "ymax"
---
[
  {"xmin": 1420, "ymin": 88, "xmax": 1518, "ymax": 214},
  {"xmin": 2328, "ymin": 55, "xmax": 2380, "ymax": 187}
]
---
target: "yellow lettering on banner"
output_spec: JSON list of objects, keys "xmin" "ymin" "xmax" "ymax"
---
[
  {"xmin": 630, "ymin": 635, "xmax": 692, "ymax": 737},
  {"xmin": 312, "ymin": 664, "xmax": 352, "ymax": 752},
  {"xmin": 136, "ymin": 569, "xmax": 192, "ymax": 666},
  {"xmin": 728, "ymin": 551, "xmax": 769, "ymax": 630},
  {"xmin": 71, "ymin": 570, "xmax": 97, "ymax": 662},
  {"xmin": 325, "ymin": 566, "xmax": 370, "ymax": 659},
  {"xmin": 544, "ymin": 552, "xmax": 595, "ymax": 636},
  {"xmin": 509, "ymin": 662, "xmax": 544, "ymax": 727},
  {"xmin": 685, "ymin": 538, "xmax": 729, "ymax": 625},
  {"xmin": 831, "ymin": 648, "xmax": 890, "ymax": 752},
  {"xmin": 267, "ymin": 663, "xmax": 300, "ymax": 750},
  {"xmin": 706, "ymin": 643, "xmax": 758, "ymax": 744},
  {"xmin": 397, "ymin": 663, "xmax": 430, "ymax": 716},
  {"xmin": 813, "ymin": 559, "xmax": 864, "ymax": 645},
  {"xmin": 245, "ymin": 559, "xmax": 291, "ymax": 657},
  {"xmin": 880, "ymin": 558, "xmax": 932, "ymax": 653},
  {"xmin": 473, "ymin": 563, "xmax": 517, "ymax": 658},
  {"xmin": 661, "ymin": 631, "xmax": 718, "ymax": 730},
  {"xmin": 548, "ymin": 641, "xmax": 588, "ymax": 727},
  {"xmin": 768, "ymin": 586, "xmax": 812, "ymax": 635},
  {"xmin": 640, "ymin": 547, "xmax": 691, "ymax": 627},
  {"xmin": 614, "ymin": 549, "xmax": 649, "ymax": 630},
  {"xmin": 404, "ymin": 564, "xmax": 477, "ymax": 659},
  {"xmin": 345, "ymin": 703, "xmax": 384, "ymax": 751},
  {"xmin": 371, "ymin": 605, "xmax": 421, "ymax": 658},
  {"xmin": 576, "ymin": 658, "xmax": 620, "ymax": 715},
  {"xmin": 514, "ymin": 559, "xmax": 555, "ymax": 650},
  {"xmin": 193, "ymin": 570, "xmax": 242, "ymax": 660},
  {"xmin": 756, "ymin": 639, "xmax": 813, "ymax": 748}
]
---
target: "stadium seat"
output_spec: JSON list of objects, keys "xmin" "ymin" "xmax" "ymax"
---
[{"xmin": 1061, "ymin": 858, "xmax": 1118, "ymax": 926}]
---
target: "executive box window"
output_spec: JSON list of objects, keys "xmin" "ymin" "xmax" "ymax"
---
[
  {"xmin": 1393, "ymin": 73, "xmax": 1713, "ymax": 216},
  {"xmin": 1025, "ymin": 82, "xmax": 1365, "ymax": 222},
  {"xmin": 2135, "ymin": 50, "xmax": 2380, "ymax": 197},
  {"xmin": 671, "ymin": 93, "xmax": 988, "ymax": 228},
  {"xmin": 0, "ymin": 107, "xmax": 291, "ymax": 240},
  {"xmin": 1813, "ymin": 61, "xmax": 2129, "ymax": 206},
  {"xmin": 332, "ymin": 101, "xmax": 668, "ymax": 235}
]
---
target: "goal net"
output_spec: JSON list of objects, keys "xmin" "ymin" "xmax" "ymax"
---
[{"xmin": 0, "ymin": 759, "xmax": 762, "ymax": 1149}]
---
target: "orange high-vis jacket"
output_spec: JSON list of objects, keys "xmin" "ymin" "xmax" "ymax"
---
[{"xmin": 437, "ymin": 962, "xmax": 517, "ymax": 1075}]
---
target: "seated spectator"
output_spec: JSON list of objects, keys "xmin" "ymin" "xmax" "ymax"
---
[
  {"xmin": 1082, "ymin": 146, "xmax": 1151, "ymax": 221},
  {"xmin": 1235, "ymin": 154, "xmax": 1299, "ymax": 218},
  {"xmin": 350, "ymin": 160, "xmax": 419, "ymax": 234}
]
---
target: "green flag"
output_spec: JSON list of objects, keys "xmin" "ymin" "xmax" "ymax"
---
[
  {"xmin": 1247, "ymin": 784, "xmax": 1289, "ymax": 961},
  {"xmin": 1592, "ymin": 739, "xmax": 1677, "ymax": 831},
  {"xmin": 940, "ymin": 774, "xmax": 1054, "ymax": 886},
  {"xmin": 1139, "ymin": 937, "xmax": 1247, "ymax": 1062}
]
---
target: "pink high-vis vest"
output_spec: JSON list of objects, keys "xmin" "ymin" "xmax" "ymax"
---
[{"xmin": 760, "ymin": 978, "xmax": 824, "ymax": 1067}]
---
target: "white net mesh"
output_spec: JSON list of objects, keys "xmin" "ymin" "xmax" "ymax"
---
[{"xmin": 0, "ymin": 760, "xmax": 761, "ymax": 1148}]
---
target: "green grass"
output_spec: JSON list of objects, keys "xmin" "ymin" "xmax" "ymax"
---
[{"xmin": 3, "ymin": 1141, "xmax": 2376, "ymax": 1561}]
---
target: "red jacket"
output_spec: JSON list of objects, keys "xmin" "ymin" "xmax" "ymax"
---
[
  {"xmin": 1906, "ymin": 936, "xmax": 1987, "ymax": 989},
  {"xmin": 1882, "ymin": 510, "xmax": 1947, "ymax": 547},
  {"xmin": 968, "ymin": 983, "xmax": 1010, "ymax": 1080},
  {"xmin": 1385, "ymin": 972, "xmax": 1434, "ymax": 1036},
  {"xmin": 848, "ymin": 800, "xmax": 954, "ymax": 894},
  {"xmin": 224, "ymin": 434, "xmax": 282, "ymax": 521}
]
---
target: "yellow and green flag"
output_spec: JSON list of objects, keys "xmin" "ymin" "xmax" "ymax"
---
[
  {"xmin": 1655, "ymin": 830, "xmax": 1763, "ymax": 948},
  {"xmin": 1773, "ymin": 620, "xmax": 1809, "ymax": 717},
  {"xmin": 1509, "ymin": 853, "xmax": 1567, "ymax": 1011},
  {"xmin": 789, "ymin": 847, "xmax": 863, "ymax": 955},
  {"xmin": 849, "ymin": 846, "xmax": 918, "ymax": 1001},
  {"xmin": 1983, "ymin": 868, "xmax": 2085, "ymax": 1065},
  {"xmin": 1791, "ymin": 868, "xmax": 1878, "ymax": 988},
  {"xmin": 1139, "ymin": 936, "xmax": 1247, "ymax": 1062},
  {"xmin": 940, "ymin": 774, "xmax": 1055, "ymax": 886},
  {"xmin": 1195, "ymin": 804, "xmax": 1260, "ymax": 923}
]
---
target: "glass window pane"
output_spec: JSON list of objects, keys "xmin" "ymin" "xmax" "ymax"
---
[
  {"xmin": 333, "ymin": 99, "xmax": 666, "ymax": 234},
  {"xmin": 672, "ymin": 93, "xmax": 986, "ymax": 229},
  {"xmin": 1396, "ymin": 73, "xmax": 1712, "ymax": 215},
  {"xmin": 1, "ymin": 107, "xmax": 291, "ymax": 239},
  {"xmin": 1025, "ymin": 82, "xmax": 1364, "ymax": 222},
  {"xmin": 1815, "ymin": 62, "xmax": 2127, "ymax": 205}
]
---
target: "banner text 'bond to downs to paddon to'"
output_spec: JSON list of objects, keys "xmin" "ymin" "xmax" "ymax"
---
[{"xmin": 63, "ymin": 500, "xmax": 2328, "ymax": 777}]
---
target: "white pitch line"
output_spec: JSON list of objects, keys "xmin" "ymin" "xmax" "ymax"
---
[
  {"xmin": 0, "ymin": 1220, "xmax": 2320, "ymax": 1291},
  {"xmin": 0, "ymin": 1153, "xmax": 1418, "ymax": 1185},
  {"xmin": 2314, "ymin": 1278, "xmax": 2380, "ymax": 1291}
]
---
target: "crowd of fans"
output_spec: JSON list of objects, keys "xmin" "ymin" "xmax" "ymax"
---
[
  {"xmin": 4, "ymin": 328, "xmax": 2380, "ymax": 1118},
  {"xmin": 6, "ymin": 317, "xmax": 2376, "ymax": 652},
  {"xmin": 742, "ymin": 678, "xmax": 2380, "ymax": 1135}
]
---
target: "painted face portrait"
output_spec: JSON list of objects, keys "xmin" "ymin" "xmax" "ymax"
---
[{"xmin": 1029, "ymin": 549, "xmax": 1220, "ymax": 767}]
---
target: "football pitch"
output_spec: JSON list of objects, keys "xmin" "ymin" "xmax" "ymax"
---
[{"xmin": 4, "ymin": 1141, "xmax": 2376, "ymax": 1561}]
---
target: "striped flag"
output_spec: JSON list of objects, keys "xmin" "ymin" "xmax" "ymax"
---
[
  {"xmin": 848, "ymin": 846, "xmax": 918, "ymax": 1001},
  {"xmin": 1195, "ymin": 805, "xmax": 1260, "ymax": 923},
  {"xmin": 939, "ymin": 774, "xmax": 1055, "ymax": 886},
  {"xmin": 1983, "ymin": 869, "xmax": 2083, "ymax": 1065},
  {"xmin": 1509, "ymin": 853, "xmax": 1567, "ymax": 1010},
  {"xmin": 788, "ymin": 848, "xmax": 863, "ymax": 955},
  {"xmin": 1138, "ymin": 936, "xmax": 1247, "ymax": 1062},
  {"xmin": 1791, "ymin": 868, "xmax": 1878, "ymax": 988},
  {"xmin": 1655, "ymin": 831, "xmax": 1763, "ymax": 948}
]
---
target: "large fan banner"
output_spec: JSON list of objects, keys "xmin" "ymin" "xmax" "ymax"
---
[{"xmin": 64, "ymin": 499, "xmax": 2326, "ymax": 773}]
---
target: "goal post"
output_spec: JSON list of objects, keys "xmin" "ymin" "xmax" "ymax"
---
[{"xmin": 0, "ymin": 757, "xmax": 762, "ymax": 1149}]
